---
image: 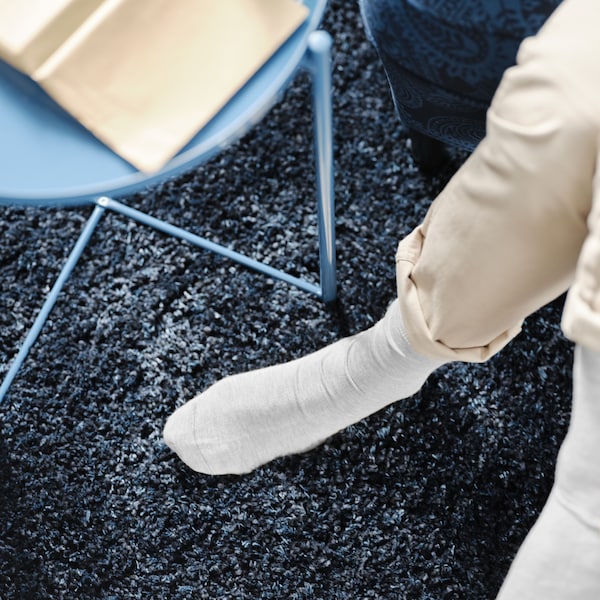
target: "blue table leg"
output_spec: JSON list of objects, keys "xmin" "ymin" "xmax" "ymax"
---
[
  {"xmin": 307, "ymin": 30, "xmax": 336, "ymax": 303},
  {"xmin": 0, "ymin": 204, "xmax": 105, "ymax": 404},
  {"xmin": 97, "ymin": 196, "xmax": 323, "ymax": 297}
]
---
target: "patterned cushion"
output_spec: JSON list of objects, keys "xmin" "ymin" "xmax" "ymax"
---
[{"xmin": 360, "ymin": 0, "xmax": 561, "ymax": 150}]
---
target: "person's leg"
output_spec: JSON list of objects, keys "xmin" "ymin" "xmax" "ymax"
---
[
  {"xmin": 164, "ymin": 300, "xmax": 443, "ymax": 475},
  {"xmin": 163, "ymin": 0, "xmax": 599, "ymax": 475},
  {"xmin": 396, "ymin": 0, "xmax": 598, "ymax": 362},
  {"xmin": 494, "ymin": 158, "xmax": 600, "ymax": 599}
]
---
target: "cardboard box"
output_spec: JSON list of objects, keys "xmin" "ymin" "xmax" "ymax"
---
[{"xmin": 0, "ymin": 0, "xmax": 309, "ymax": 172}]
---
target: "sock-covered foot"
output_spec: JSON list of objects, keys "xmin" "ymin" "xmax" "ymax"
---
[
  {"xmin": 163, "ymin": 300, "xmax": 443, "ymax": 475},
  {"xmin": 496, "ymin": 344, "xmax": 600, "ymax": 599}
]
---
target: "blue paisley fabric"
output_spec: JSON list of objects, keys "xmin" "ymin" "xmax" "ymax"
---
[{"xmin": 360, "ymin": 0, "xmax": 562, "ymax": 150}]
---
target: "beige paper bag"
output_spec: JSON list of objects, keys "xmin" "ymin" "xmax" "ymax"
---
[
  {"xmin": 0, "ymin": 0, "xmax": 309, "ymax": 173},
  {"xmin": 0, "ymin": 0, "xmax": 105, "ymax": 73}
]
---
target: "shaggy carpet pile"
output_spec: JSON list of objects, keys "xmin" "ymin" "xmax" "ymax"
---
[{"xmin": 0, "ymin": 2, "xmax": 572, "ymax": 598}]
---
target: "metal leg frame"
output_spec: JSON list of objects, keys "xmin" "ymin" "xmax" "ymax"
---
[
  {"xmin": 0, "ymin": 31, "xmax": 336, "ymax": 404},
  {"xmin": 0, "ymin": 205, "xmax": 106, "ymax": 403},
  {"xmin": 306, "ymin": 30, "xmax": 336, "ymax": 304}
]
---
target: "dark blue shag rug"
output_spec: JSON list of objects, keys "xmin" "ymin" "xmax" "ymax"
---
[{"xmin": 0, "ymin": 2, "xmax": 572, "ymax": 598}]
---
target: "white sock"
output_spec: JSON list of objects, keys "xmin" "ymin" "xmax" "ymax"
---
[
  {"xmin": 163, "ymin": 299, "xmax": 443, "ymax": 474},
  {"xmin": 496, "ymin": 344, "xmax": 600, "ymax": 600}
]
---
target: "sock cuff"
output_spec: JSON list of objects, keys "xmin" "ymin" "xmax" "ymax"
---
[{"xmin": 383, "ymin": 299, "xmax": 446, "ymax": 368}]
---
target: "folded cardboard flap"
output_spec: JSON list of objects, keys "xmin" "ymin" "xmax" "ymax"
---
[{"xmin": 0, "ymin": 0, "xmax": 309, "ymax": 172}]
